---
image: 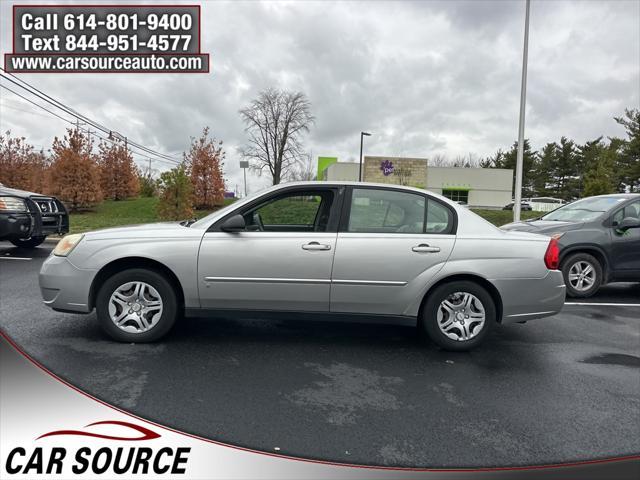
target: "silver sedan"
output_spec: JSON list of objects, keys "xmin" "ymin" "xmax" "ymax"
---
[{"xmin": 39, "ymin": 182, "xmax": 565, "ymax": 350}]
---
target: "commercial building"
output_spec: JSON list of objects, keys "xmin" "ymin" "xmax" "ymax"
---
[{"xmin": 320, "ymin": 156, "xmax": 513, "ymax": 209}]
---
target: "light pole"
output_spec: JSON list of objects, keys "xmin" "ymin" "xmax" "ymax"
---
[
  {"xmin": 239, "ymin": 160, "xmax": 249, "ymax": 197},
  {"xmin": 514, "ymin": 0, "xmax": 531, "ymax": 222},
  {"xmin": 359, "ymin": 132, "xmax": 371, "ymax": 182}
]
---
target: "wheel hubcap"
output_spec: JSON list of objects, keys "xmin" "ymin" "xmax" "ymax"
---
[
  {"xmin": 437, "ymin": 292, "xmax": 485, "ymax": 342},
  {"xmin": 108, "ymin": 281, "xmax": 163, "ymax": 333},
  {"xmin": 568, "ymin": 261, "xmax": 595, "ymax": 292}
]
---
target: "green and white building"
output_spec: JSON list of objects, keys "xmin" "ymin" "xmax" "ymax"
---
[{"xmin": 319, "ymin": 156, "xmax": 513, "ymax": 209}]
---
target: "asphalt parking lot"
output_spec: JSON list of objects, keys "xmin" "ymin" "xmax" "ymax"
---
[{"xmin": 1, "ymin": 241, "xmax": 638, "ymax": 468}]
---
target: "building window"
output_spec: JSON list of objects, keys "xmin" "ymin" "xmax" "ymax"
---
[{"xmin": 442, "ymin": 189, "xmax": 469, "ymax": 204}]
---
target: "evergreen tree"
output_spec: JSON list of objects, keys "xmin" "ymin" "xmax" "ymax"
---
[
  {"xmin": 493, "ymin": 140, "xmax": 537, "ymax": 198},
  {"xmin": 552, "ymin": 137, "xmax": 579, "ymax": 200},
  {"xmin": 583, "ymin": 147, "xmax": 615, "ymax": 196},
  {"xmin": 613, "ymin": 108, "xmax": 640, "ymax": 192}
]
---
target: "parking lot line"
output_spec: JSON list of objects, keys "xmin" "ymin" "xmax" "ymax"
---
[
  {"xmin": 565, "ymin": 302, "xmax": 640, "ymax": 307},
  {"xmin": 0, "ymin": 257, "xmax": 32, "ymax": 261}
]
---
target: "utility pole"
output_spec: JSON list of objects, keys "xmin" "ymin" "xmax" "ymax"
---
[{"xmin": 514, "ymin": 0, "xmax": 531, "ymax": 222}]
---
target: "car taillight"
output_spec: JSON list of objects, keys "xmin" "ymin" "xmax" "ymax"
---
[{"xmin": 544, "ymin": 238, "xmax": 560, "ymax": 270}]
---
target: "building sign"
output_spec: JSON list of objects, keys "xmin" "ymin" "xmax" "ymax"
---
[
  {"xmin": 364, "ymin": 156, "xmax": 426, "ymax": 188},
  {"xmin": 380, "ymin": 159, "xmax": 394, "ymax": 176}
]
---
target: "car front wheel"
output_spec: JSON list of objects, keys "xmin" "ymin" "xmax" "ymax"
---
[
  {"xmin": 96, "ymin": 268, "xmax": 178, "ymax": 342},
  {"xmin": 562, "ymin": 253, "xmax": 602, "ymax": 298},
  {"xmin": 421, "ymin": 281, "xmax": 496, "ymax": 351},
  {"xmin": 10, "ymin": 236, "xmax": 46, "ymax": 248}
]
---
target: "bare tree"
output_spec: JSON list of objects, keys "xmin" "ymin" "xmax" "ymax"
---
[
  {"xmin": 239, "ymin": 88, "xmax": 314, "ymax": 185},
  {"xmin": 287, "ymin": 152, "xmax": 317, "ymax": 182},
  {"xmin": 429, "ymin": 153, "xmax": 449, "ymax": 167}
]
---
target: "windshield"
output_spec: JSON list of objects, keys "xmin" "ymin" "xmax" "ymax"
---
[{"xmin": 541, "ymin": 196, "xmax": 627, "ymax": 222}]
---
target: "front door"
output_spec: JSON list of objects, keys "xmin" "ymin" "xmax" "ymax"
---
[
  {"xmin": 330, "ymin": 187, "xmax": 456, "ymax": 315},
  {"xmin": 198, "ymin": 187, "xmax": 340, "ymax": 311},
  {"xmin": 610, "ymin": 199, "xmax": 640, "ymax": 274}
]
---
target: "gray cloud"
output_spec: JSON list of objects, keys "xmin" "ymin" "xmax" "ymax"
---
[{"xmin": 1, "ymin": 0, "xmax": 638, "ymax": 193}]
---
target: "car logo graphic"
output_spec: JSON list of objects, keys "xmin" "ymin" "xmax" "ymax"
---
[{"xmin": 36, "ymin": 420, "xmax": 160, "ymax": 441}]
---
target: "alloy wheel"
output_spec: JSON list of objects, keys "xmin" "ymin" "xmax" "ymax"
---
[{"xmin": 568, "ymin": 261, "xmax": 596, "ymax": 292}]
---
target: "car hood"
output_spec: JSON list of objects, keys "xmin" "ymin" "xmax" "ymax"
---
[
  {"xmin": 83, "ymin": 222, "xmax": 192, "ymax": 239},
  {"xmin": 0, "ymin": 185, "xmax": 45, "ymax": 197},
  {"xmin": 500, "ymin": 219, "xmax": 584, "ymax": 234}
]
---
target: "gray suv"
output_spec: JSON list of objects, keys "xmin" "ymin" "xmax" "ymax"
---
[{"xmin": 502, "ymin": 194, "xmax": 640, "ymax": 297}]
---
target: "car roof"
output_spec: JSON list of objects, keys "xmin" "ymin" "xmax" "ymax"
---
[{"xmin": 272, "ymin": 181, "xmax": 460, "ymax": 207}]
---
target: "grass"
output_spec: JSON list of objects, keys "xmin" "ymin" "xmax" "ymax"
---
[
  {"xmin": 67, "ymin": 197, "xmax": 541, "ymax": 234},
  {"xmin": 68, "ymin": 197, "xmax": 235, "ymax": 234}
]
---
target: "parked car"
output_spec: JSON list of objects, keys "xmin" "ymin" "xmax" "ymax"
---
[
  {"xmin": 0, "ymin": 182, "xmax": 69, "ymax": 248},
  {"xmin": 503, "ymin": 201, "xmax": 533, "ymax": 211},
  {"xmin": 40, "ymin": 182, "xmax": 565, "ymax": 350},
  {"xmin": 501, "ymin": 194, "xmax": 640, "ymax": 298}
]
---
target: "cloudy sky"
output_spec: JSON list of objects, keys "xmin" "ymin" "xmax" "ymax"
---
[{"xmin": 0, "ymin": 0, "xmax": 638, "ymax": 193}]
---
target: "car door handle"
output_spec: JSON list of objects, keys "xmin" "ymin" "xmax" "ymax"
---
[
  {"xmin": 412, "ymin": 244, "xmax": 441, "ymax": 253},
  {"xmin": 302, "ymin": 242, "xmax": 332, "ymax": 251}
]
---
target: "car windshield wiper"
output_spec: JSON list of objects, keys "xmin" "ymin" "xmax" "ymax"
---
[{"xmin": 179, "ymin": 218, "xmax": 197, "ymax": 227}]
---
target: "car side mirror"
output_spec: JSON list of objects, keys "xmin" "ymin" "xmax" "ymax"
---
[
  {"xmin": 616, "ymin": 217, "xmax": 640, "ymax": 231},
  {"xmin": 220, "ymin": 214, "xmax": 246, "ymax": 232}
]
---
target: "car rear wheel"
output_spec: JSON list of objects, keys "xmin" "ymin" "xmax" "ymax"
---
[
  {"xmin": 96, "ymin": 268, "xmax": 178, "ymax": 342},
  {"xmin": 421, "ymin": 281, "xmax": 496, "ymax": 351},
  {"xmin": 10, "ymin": 236, "xmax": 46, "ymax": 248},
  {"xmin": 562, "ymin": 253, "xmax": 602, "ymax": 298}
]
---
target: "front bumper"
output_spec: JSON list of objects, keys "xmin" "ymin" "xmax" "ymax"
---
[
  {"xmin": 39, "ymin": 254, "xmax": 96, "ymax": 313},
  {"xmin": 492, "ymin": 270, "xmax": 566, "ymax": 324},
  {"xmin": 0, "ymin": 213, "xmax": 33, "ymax": 238},
  {"xmin": 0, "ymin": 196, "xmax": 69, "ymax": 240}
]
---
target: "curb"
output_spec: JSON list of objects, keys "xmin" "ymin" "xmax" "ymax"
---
[{"xmin": 43, "ymin": 237, "xmax": 61, "ymax": 244}]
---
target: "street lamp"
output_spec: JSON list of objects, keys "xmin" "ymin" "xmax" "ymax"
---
[
  {"xmin": 359, "ymin": 131, "xmax": 371, "ymax": 182},
  {"xmin": 514, "ymin": 0, "xmax": 531, "ymax": 222}
]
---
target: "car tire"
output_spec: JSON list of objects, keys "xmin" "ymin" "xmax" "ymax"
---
[
  {"xmin": 421, "ymin": 281, "xmax": 496, "ymax": 351},
  {"xmin": 96, "ymin": 268, "xmax": 178, "ymax": 342},
  {"xmin": 562, "ymin": 253, "xmax": 602, "ymax": 298},
  {"xmin": 10, "ymin": 236, "xmax": 46, "ymax": 248}
]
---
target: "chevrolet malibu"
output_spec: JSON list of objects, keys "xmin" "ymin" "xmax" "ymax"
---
[{"xmin": 40, "ymin": 182, "xmax": 566, "ymax": 351}]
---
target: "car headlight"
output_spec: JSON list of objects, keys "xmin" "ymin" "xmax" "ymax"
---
[
  {"xmin": 0, "ymin": 196, "xmax": 28, "ymax": 212},
  {"xmin": 53, "ymin": 234, "xmax": 84, "ymax": 257}
]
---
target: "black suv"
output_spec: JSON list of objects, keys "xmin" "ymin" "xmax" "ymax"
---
[
  {"xmin": 501, "ymin": 194, "xmax": 640, "ymax": 298},
  {"xmin": 0, "ymin": 183, "xmax": 69, "ymax": 248}
]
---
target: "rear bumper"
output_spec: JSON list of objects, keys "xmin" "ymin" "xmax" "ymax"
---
[
  {"xmin": 39, "ymin": 254, "xmax": 96, "ymax": 313},
  {"xmin": 492, "ymin": 270, "xmax": 566, "ymax": 324}
]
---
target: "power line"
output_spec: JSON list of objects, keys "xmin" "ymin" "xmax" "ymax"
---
[
  {"xmin": 0, "ymin": 83, "xmax": 180, "ymax": 167},
  {"xmin": 0, "ymin": 67, "xmax": 182, "ymax": 164}
]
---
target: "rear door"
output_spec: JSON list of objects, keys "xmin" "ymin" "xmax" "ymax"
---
[
  {"xmin": 198, "ymin": 186, "xmax": 342, "ymax": 311},
  {"xmin": 330, "ymin": 187, "xmax": 456, "ymax": 315}
]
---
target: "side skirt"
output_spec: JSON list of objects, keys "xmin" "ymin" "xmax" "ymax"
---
[{"xmin": 184, "ymin": 308, "xmax": 418, "ymax": 327}]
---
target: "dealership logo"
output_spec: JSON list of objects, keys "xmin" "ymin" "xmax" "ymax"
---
[
  {"xmin": 380, "ymin": 159, "xmax": 394, "ymax": 176},
  {"xmin": 4, "ymin": 420, "xmax": 191, "ymax": 475}
]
